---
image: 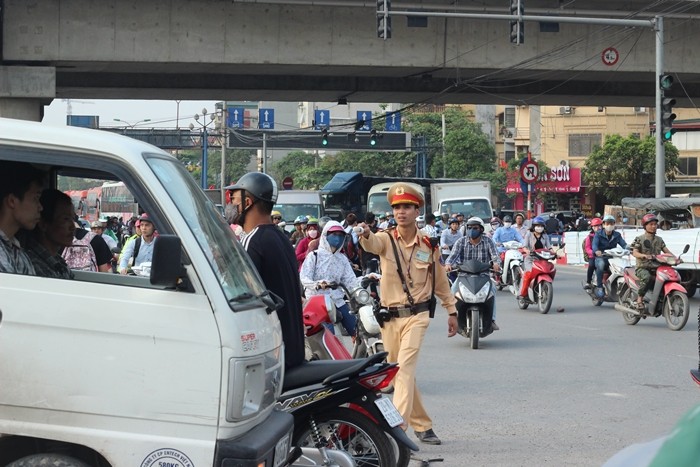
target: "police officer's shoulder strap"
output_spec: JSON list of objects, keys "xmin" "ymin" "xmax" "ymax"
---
[{"xmin": 387, "ymin": 234, "xmax": 415, "ymax": 308}]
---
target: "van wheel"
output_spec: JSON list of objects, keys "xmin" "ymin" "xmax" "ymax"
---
[{"xmin": 7, "ymin": 454, "xmax": 91, "ymax": 467}]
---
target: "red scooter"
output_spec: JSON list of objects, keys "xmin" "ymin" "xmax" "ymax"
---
[
  {"xmin": 614, "ymin": 243, "xmax": 690, "ymax": 331},
  {"xmin": 516, "ymin": 247, "xmax": 562, "ymax": 314}
]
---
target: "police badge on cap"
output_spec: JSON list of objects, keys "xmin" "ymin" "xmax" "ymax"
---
[{"xmin": 387, "ymin": 183, "xmax": 425, "ymax": 207}]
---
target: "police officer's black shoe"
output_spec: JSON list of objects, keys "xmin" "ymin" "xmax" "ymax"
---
[{"xmin": 415, "ymin": 428, "xmax": 441, "ymax": 445}]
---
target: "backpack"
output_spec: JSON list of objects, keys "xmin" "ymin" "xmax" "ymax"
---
[
  {"xmin": 577, "ymin": 218, "xmax": 589, "ymax": 232},
  {"xmin": 582, "ymin": 233, "xmax": 593, "ymax": 262},
  {"xmin": 62, "ymin": 231, "xmax": 98, "ymax": 271}
]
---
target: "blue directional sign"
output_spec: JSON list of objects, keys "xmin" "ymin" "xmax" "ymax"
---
[
  {"xmin": 314, "ymin": 110, "xmax": 330, "ymax": 130},
  {"xmin": 227, "ymin": 107, "xmax": 245, "ymax": 128},
  {"xmin": 356, "ymin": 111, "xmax": 372, "ymax": 131},
  {"xmin": 385, "ymin": 112, "xmax": 402, "ymax": 132},
  {"xmin": 259, "ymin": 108, "xmax": 275, "ymax": 129}
]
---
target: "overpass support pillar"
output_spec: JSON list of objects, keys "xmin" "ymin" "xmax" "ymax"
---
[{"xmin": 0, "ymin": 66, "xmax": 55, "ymax": 122}]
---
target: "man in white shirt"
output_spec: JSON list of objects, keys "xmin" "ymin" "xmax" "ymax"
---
[{"xmin": 119, "ymin": 213, "xmax": 157, "ymax": 274}]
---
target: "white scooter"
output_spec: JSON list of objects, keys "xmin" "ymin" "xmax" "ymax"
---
[
  {"xmin": 494, "ymin": 240, "xmax": 524, "ymax": 295},
  {"xmin": 583, "ymin": 245, "xmax": 631, "ymax": 306}
]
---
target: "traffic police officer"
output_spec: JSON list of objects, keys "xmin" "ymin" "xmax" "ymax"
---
[{"xmin": 358, "ymin": 182, "xmax": 457, "ymax": 446}]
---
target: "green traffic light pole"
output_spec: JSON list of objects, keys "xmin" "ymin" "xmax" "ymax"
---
[{"xmin": 655, "ymin": 16, "xmax": 666, "ymax": 199}]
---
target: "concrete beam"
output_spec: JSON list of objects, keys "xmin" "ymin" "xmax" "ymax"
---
[{"xmin": 0, "ymin": 66, "xmax": 56, "ymax": 99}]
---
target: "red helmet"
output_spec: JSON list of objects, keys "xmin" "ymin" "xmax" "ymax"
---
[
  {"xmin": 590, "ymin": 217, "xmax": 603, "ymax": 227},
  {"xmin": 642, "ymin": 213, "xmax": 658, "ymax": 226}
]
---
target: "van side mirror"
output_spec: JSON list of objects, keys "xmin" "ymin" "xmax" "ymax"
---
[{"xmin": 150, "ymin": 234, "xmax": 186, "ymax": 288}]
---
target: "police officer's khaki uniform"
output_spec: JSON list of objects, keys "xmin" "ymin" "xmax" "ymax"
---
[{"xmin": 359, "ymin": 183, "xmax": 457, "ymax": 433}]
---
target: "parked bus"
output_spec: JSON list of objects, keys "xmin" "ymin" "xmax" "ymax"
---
[{"xmin": 100, "ymin": 181, "xmax": 139, "ymax": 220}]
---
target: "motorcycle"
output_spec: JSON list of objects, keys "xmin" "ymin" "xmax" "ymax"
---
[
  {"xmin": 300, "ymin": 291, "xmax": 416, "ymax": 467},
  {"xmin": 494, "ymin": 240, "xmax": 524, "ymax": 294},
  {"xmin": 279, "ymin": 352, "xmax": 419, "ymax": 467},
  {"xmin": 515, "ymin": 246, "xmax": 563, "ymax": 314},
  {"xmin": 451, "ymin": 259, "xmax": 497, "ymax": 349},
  {"xmin": 583, "ymin": 245, "xmax": 631, "ymax": 306},
  {"xmin": 352, "ymin": 276, "xmax": 385, "ymax": 359},
  {"xmin": 614, "ymin": 242, "xmax": 691, "ymax": 331}
]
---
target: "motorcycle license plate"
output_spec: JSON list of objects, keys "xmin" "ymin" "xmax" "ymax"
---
[
  {"xmin": 274, "ymin": 430, "xmax": 292, "ymax": 467},
  {"xmin": 375, "ymin": 396, "xmax": 404, "ymax": 428}
]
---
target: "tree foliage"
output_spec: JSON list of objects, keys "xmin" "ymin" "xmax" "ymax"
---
[{"xmin": 584, "ymin": 134, "xmax": 679, "ymax": 203}]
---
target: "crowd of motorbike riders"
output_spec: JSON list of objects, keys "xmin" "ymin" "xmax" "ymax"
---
[{"xmin": 257, "ymin": 206, "xmax": 682, "ymax": 340}]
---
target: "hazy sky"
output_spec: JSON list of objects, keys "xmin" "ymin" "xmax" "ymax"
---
[{"xmin": 42, "ymin": 99, "xmax": 220, "ymax": 129}]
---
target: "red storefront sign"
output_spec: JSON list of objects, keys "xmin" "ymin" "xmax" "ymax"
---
[{"xmin": 506, "ymin": 166, "xmax": 581, "ymax": 194}]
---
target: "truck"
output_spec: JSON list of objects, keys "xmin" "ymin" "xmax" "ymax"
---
[
  {"xmin": 367, "ymin": 182, "xmax": 425, "ymax": 217},
  {"xmin": 431, "ymin": 180, "xmax": 493, "ymax": 223},
  {"xmin": 0, "ymin": 118, "xmax": 293, "ymax": 466},
  {"xmin": 273, "ymin": 189, "xmax": 325, "ymax": 232},
  {"xmin": 321, "ymin": 171, "xmax": 482, "ymax": 220}
]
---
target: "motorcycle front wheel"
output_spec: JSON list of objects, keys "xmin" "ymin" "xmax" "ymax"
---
[
  {"xmin": 664, "ymin": 291, "xmax": 690, "ymax": 331},
  {"xmin": 470, "ymin": 308, "xmax": 480, "ymax": 349},
  {"xmin": 294, "ymin": 407, "xmax": 396, "ymax": 467},
  {"xmin": 538, "ymin": 281, "xmax": 553, "ymax": 314}
]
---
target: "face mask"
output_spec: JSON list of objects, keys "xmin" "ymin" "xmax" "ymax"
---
[
  {"xmin": 327, "ymin": 234, "xmax": 344, "ymax": 249},
  {"xmin": 604, "ymin": 225, "xmax": 614, "ymax": 233},
  {"xmin": 534, "ymin": 226, "xmax": 544, "ymax": 233},
  {"xmin": 469, "ymin": 228, "xmax": 481, "ymax": 239},
  {"xmin": 308, "ymin": 229, "xmax": 319, "ymax": 239},
  {"xmin": 491, "ymin": 223, "xmax": 499, "ymax": 229},
  {"xmin": 504, "ymin": 222, "xmax": 512, "ymax": 228},
  {"xmin": 225, "ymin": 203, "xmax": 245, "ymax": 225}
]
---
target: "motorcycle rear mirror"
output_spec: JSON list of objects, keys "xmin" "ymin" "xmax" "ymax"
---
[{"xmin": 683, "ymin": 244, "xmax": 690, "ymax": 254}]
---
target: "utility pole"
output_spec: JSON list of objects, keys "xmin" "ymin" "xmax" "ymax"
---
[
  {"xmin": 220, "ymin": 106, "xmax": 227, "ymax": 203},
  {"xmin": 654, "ymin": 16, "xmax": 665, "ymax": 198}
]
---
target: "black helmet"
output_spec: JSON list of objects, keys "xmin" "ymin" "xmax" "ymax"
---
[
  {"xmin": 503, "ymin": 215, "xmax": 513, "ymax": 223},
  {"xmin": 225, "ymin": 172, "xmax": 278, "ymax": 203}
]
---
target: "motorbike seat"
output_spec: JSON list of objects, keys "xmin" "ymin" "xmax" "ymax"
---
[{"xmin": 283, "ymin": 358, "xmax": 368, "ymax": 392}]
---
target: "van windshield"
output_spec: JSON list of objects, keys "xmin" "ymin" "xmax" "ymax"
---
[
  {"xmin": 147, "ymin": 155, "xmax": 267, "ymax": 305},
  {"xmin": 441, "ymin": 199, "xmax": 492, "ymax": 221},
  {"xmin": 368, "ymin": 193, "xmax": 392, "ymax": 216},
  {"xmin": 273, "ymin": 203, "xmax": 321, "ymax": 223}
]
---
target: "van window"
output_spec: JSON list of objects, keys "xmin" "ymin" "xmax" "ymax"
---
[
  {"xmin": 273, "ymin": 203, "xmax": 322, "ymax": 222},
  {"xmin": 441, "ymin": 200, "xmax": 492, "ymax": 220},
  {"xmin": 147, "ymin": 155, "xmax": 267, "ymax": 302}
]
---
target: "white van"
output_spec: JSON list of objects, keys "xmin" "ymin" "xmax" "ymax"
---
[
  {"xmin": 273, "ymin": 190, "xmax": 324, "ymax": 231},
  {"xmin": 0, "ymin": 119, "xmax": 292, "ymax": 466}
]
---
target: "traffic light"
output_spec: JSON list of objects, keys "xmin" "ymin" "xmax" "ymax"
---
[
  {"xmin": 321, "ymin": 129, "xmax": 329, "ymax": 146},
  {"xmin": 377, "ymin": 0, "xmax": 392, "ymax": 39},
  {"xmin": 661, "ymin": 98, "xmax": 676, "ymax": 141},
  {"xmin": 659, "ymin": 74, "xmax": 673, "ymax": 91},
  {"xmin": 509, "ymin": 0, "xmax": 524, "ymax": 44},
  {"xmin": 370, "ymin": 129, "xmax": 378, "ymax": 146}
]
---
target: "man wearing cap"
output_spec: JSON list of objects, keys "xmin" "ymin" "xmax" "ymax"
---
[
  {"xmin": 357, "ymin": 182, "xmax": 457, "ymax": 446},
  {"xmin": 118, "ymin": 213, "xmax": 157, "ymax": 274},
  {"xmin": 225, "ymin": 172, "xmax": 305, "ymax": 370}
]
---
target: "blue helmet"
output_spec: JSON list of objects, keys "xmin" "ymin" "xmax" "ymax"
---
[
  {"xmin": 294, "ymin": 215, "xmax": 308, "ymax": 225},
  {"xmin": 532, "ymin": 216, "xmax": 546, "ymax": 226}
]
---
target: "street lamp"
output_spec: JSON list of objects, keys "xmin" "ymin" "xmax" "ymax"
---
[
  {"xmin": 189, "ymin": 108, "xmax": 219, "ymax": 190},
  {"xmin": 113, "ymin": 118, "xmax": 151, "ymax": 128}
]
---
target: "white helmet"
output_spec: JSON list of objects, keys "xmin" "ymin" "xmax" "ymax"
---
[
  {"xmin": 466, "ymin": 216, "xmax": 485, "ymax": 228},
  {"xmin": 433, "ymin": 210, "xmax": 440, "ymax": 217}
]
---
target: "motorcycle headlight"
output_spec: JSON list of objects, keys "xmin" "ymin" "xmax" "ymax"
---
[
  {"xmin": 474, "ymin": 282, "xmax": 491, "ymax": 302},
  {"xmin": 352, "ymin": 287, "xmax": 372, "ymax": 305}
]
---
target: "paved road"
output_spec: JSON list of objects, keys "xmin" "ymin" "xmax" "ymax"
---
[{"xmin": 391, "ymin": 264, "xmax": 699, "ymax": 467}]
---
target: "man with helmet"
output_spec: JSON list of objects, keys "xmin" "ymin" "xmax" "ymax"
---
[
  {"xmin": 445, "ymin": 217, "xmax": 502, "ymax": 332},
  {"xmin": 439, "ymin": 217, "xmax": 462, "ymax": 264},
  {"xmin": 289, "ymin": 215, "xmax": 307, "ymax": 246},
  {"xmin": 592, "ymin": 214, "xmax": 628, "ymax": 296},
  {"xmin": 630, "ymin": 214, "xmax": 678, "ymax": 310},
  {"xmin": 582, "ymin": 218, "xmax": 603, "ymax": 289},
  {"xmin": 225, "ymin": 172, "xmax": 305, "ymax": 369},
  {"xmin": 492, "ymin": 215, "xmax": 524, "ymax": 254},
  {"xmin": 356, "ymin": 182, "xmax": 458, "ymax": 446}
]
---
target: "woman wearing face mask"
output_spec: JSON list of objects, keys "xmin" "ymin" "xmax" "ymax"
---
[
  {"xmin": 300, "ymin": 220, "xmax": 359, "ymax": 337},
  {"xmin": 518, "ymin": 216, "xmax": 555, "ymax": 298},
  {"xmin": 295, "ymin": 217, "xmax": 320, "ymax": 269}
]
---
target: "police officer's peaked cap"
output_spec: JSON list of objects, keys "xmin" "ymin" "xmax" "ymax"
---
[
  {"xmin": 387, "ymin": 183, "xmax": 424, "ymax": 208},
  {"xmin": 225, "ymin": 172, "xmax": 278, "ymax": 204}
]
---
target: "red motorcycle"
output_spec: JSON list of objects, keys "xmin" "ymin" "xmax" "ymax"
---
[
  {"xmin": 516, "ymin": 247, "xmax": 562, "ymax": 314},
  {"xmin": 614, "ymin": 243, "xmax": 690, "ymax": 331}
]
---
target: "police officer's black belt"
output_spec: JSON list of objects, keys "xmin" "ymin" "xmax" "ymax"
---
[{"xmin": 387, "ymin": 301, "xmax": 431, "ymax": 317}]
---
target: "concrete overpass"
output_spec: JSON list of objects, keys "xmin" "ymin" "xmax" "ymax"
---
[{"xmin": 2, "ymin": 0, "xmax": 700, "ymax": 120}]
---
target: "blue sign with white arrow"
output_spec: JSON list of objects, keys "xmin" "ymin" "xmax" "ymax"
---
[
  {"xmin": 385, "ymin": 112, "xmax": 401, "ymax": 132},
  {"xmin": 228, "ymin": 107, "xmax": 245, "ymax": 128},
  {"xmin": 356, "ymin": 111, "xmax": 372, "ymax": 131},
  {"xmin": 314, "ymin": 110, "xmax": 330, "ymax": 130},
  {"xmin": 259, "ymin": 108, "xmax": 274, "ymax": 129}
]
